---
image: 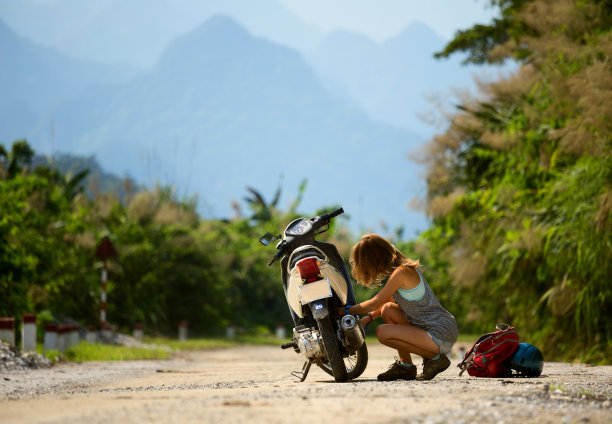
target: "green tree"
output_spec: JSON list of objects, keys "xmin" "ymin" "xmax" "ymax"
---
[
  {"xmin": 0, "ymin": 139, "xmax": 34, "ymax": 178},
  {"xmin": 0, "ymin": 141, "xmax": 353, "ymax": 340}
]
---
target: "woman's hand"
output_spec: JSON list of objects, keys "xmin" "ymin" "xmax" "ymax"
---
[
  {"xmin": 360, "ymin": 312, "xmax": 374, "ymax": 328},
  {"xmin": 337, "ymin": 304, "xmax": 353, "ymax": 316}
]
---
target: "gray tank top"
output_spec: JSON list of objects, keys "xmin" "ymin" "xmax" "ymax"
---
[{"xmin": 392, "ymin": 269, "xmax": 458, "ymax": 343}]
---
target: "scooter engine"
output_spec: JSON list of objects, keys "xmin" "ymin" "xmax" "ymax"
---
[{"xmin": 293, "ymin": 326, "xmax": 325, "ymax": 360}]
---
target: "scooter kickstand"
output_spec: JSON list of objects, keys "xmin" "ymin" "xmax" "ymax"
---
[{"xmin": 291, "ymin": 359, "xmax": 313, "ymax": 382}]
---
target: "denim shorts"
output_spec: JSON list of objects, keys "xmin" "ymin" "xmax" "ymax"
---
[{"xmin": 426, "ymin": 331, "xmax": 455, "ymax": 355}]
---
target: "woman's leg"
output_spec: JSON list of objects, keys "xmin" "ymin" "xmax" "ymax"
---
[{"xmin": 376, "ymin": 302, "xmax": 439, "ymax": 361}]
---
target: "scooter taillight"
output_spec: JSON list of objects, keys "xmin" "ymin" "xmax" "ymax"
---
[{"xmin": 297, "ymin": 258, "xmax": 320, "ymax": 282}]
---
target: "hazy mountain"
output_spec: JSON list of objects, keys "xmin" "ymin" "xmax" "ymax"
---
[
  {"xmin": 211, "ymin": 0, "xmax": 323, "ymax": 53},
  {"xmin": 25, "ymin": 15, "xmax": 427, "ymax": 233},
  {"xmin": 306, "ymin": 22, "xmax": 478, "ymax": 135},
  {"xmin": 0, "ymin": 0, "xmax": 114, "ymax": 46},
  {"xmin": 0, "ymin": 17, "xmax": 138, "ymax": 145},
  {"xmin": 0, "ymin": 0, "xmax": 323, "ymax": 69},
  {"xmin": 55, "ymin": 0, "xmax": 191, "ymax": 68}
]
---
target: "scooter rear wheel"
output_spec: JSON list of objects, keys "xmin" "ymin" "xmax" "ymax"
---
[
  {"xmin": 316, "ymin": 316, "xmax": 348, "ymax": 382},
  {"xmin": 318, "ymin": 341, "xmax": 368, "ymax": 380}
]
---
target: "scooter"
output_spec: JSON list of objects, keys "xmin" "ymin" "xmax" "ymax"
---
[{"xmin": 259, "ymin": 207, "xmax": 368, "ymax": 382}]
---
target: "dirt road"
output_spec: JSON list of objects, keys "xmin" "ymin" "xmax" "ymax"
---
[{"xmin": 1, "ymin": 343, "xmax": 610, "ymax": 424}]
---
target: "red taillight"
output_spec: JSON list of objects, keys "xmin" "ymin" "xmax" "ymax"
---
[{"xmin": 297, "ymin": 257, "xmax": 320, "ymax": 282}]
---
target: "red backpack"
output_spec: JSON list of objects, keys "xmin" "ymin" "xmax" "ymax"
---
[{"xmin": 458, "ymin": 323, "xmax": 519, "ymax": 377}]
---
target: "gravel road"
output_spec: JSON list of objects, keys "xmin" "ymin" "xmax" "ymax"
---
[{"xmin": 1, "ymin": 343, "xmax": 610, "ymax": 424}]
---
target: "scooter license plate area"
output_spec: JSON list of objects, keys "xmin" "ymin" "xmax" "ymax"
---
[{"xmin": 299, "ymin": 278, "xmax": 332, "ymax": 304}]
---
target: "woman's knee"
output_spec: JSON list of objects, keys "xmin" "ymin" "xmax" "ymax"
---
[
  {"xmin": 381, "ymin": 302, "xmax": 406, "ymax": 324},
  {"xmin": 380, "ymin": 302, "xmax": 395, "ymax": 321}
]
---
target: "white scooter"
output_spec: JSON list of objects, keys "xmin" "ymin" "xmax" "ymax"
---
[{"xmin": 259, "ymin": 208, "xmax": 368, "ymax": 382}]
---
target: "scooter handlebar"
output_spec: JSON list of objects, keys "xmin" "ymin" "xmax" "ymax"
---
[
  {"xmin": 323, "ymin": 207, "xmax": 344, "ymax": 222},
  {"xmin": 267, "ymin": 208, "xmax": 343, "ymax": 266}
]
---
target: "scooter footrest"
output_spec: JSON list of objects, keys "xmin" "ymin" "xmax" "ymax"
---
[{"xmin": 281, "ymin": 341, "xmax": 298, "ymax": 349}]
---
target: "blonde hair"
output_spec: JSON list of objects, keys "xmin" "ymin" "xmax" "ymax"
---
[{"xmin": 349, "ymin": 234, "xmax": 419, "ymax": 287}]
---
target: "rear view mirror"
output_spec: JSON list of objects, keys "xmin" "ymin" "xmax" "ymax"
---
[{"xmin": 259, "ymin": 232, "xmax": 278, "ymax": 246}]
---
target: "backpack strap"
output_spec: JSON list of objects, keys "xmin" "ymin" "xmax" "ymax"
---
[
  {"xmin": 457, "ymin": 339, "xmax": 475, "ymax": 375},
  {"xmin": 457, "ymin": 331, "xmax": 494, "ymax": 375},
  {"xmin": 478, "ymin": 338, "xmax": 518, "ymax": 366},
  {"xmin": 457, "ymin": 336, "xmax": 487, "ymax": 376}
]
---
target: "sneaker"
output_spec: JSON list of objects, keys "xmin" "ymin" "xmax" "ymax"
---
[
  {"xmin": 377, "ymin": 359, "xmax": 417, "ymax": 381},
  {"xmin": 416, "ymin": 354, "xmax": 451, "ymax": 380}
]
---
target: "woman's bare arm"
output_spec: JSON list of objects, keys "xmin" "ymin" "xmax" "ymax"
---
[{"xmin": 348, "ymin": 267, "xmax": 419, "ymax": 315}]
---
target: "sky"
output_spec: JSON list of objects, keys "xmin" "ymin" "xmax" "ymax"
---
[{"xmin": 279, "ymin": 0, "xmax": 499, "ymax": 41}]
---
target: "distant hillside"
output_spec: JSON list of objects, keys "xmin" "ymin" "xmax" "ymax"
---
[
  {"xmin": 306, "ymin": 22, "xmax": 479, "ymax": 135},
  {"xmin": 0, "ymin": 18, "xmax": 138, "ymax": 145},
  {"xmin": 0, "ymin": 0, "xmax": 114, "ymax": 47},
  {"xmin": 30, "ymin": 152, "xmax": 141, "ymax": 202},
  {"xmin": 25, "ymin": 15, "xmax": 428, "ymax": 233}
]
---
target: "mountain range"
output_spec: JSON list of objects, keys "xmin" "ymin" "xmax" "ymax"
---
[
  {"xmin": 0, "ymin": 19, "xmax": 137, "ymax": 143},
  {"xmin": 0, "ymin": 0, "xmax": 323, "ymax": 68},
  {"xmin": 0, "ymin": 1, "xmax": 496, "ymax": 234},
  {"xmin": 22, "ymin": 15, "xmax": 426, "ymax": 231},
  {"xmin": 307, "ymin": 22, "xmax": 479, "ymax": 134}
]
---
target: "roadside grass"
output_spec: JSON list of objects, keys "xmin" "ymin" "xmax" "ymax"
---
[
  {"xmin": 63, "ymin": 342, "xmax": 170, "ymax": 361},
  {"xmin": 144, "ymin": 334, "xmax": 282, "ymax": 351},
  {"xmin": 36, "ymin": 345, "xmax": 63, "ymax": 362},
  {"xmin": 34, "ymin": 334, "xmax": 283, "ymax": 362},
  {"xmin": 36, "ymin": 332, "xmax": 482, "ymax": 362},
  {"xmin": 37, "ymin": 342, "xmax": 169, "ymax": 362}
]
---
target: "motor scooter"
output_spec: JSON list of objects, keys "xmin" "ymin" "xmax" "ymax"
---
[{"xmin": 259, "ymin": 207, "xmax": 368, "ymax": 382}]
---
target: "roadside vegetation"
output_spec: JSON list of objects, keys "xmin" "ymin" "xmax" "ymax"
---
[
  {"xmin": 1, "ymin": 0, "xmax": 610, "ymax": 364},
  {"xmin": 36, "ymin": 335, "xmax": 283, "ymax": 362},
  {"xmin": 63, "ymin": 342, "xmax": 170, "ymax": 362},
  {"xmin": 419, "ymin": 0, "xmax": 611, "ymax": 363}
]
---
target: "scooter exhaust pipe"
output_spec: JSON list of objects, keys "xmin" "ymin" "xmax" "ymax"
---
[{"xmin": 340, "ymin": 314, "xmax": 365, "ymax": 350}]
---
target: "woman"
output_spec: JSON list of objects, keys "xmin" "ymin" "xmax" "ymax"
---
[{"xmin": 342, "ymin": 234, "xmax": 458, "ymax": 381}]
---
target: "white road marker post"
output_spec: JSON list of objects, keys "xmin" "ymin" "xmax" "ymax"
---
[
  {"xmin": 21, "ymin": 314, "xmax": 36, "ymax": 351},
  {"xmin": 57, "ymin": 325, "xmax": 68, "ymax": 353},
  {"xmin": 0, "ymin": 317, "xmax": 15, "ymax": 345},
  {"xmin": 69, "ymin": 324, "xmax": 80, "ymax": 348},
  {"xmin": 275, "ymin": 322, "xmax": 286, "ymax": 339},
  {"xmin": 178, "ymin": 321, "xmax": 188, "ymax": 342},
  {"xmin": 133, "ymin": 323, "xmax": 143, "ymax": 341},
  {"xmin": 44, "ymin": 323, "xmax": 57, "ymax": 351},
  {"xmin": 226, "ymin": 323, "xmax": 235, "ymax": 339},
  {"xmin": 86, "ymin": 325, "xmax": 97, "ymax": 343}
]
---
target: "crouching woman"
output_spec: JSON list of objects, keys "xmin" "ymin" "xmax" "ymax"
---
[{"xmin": 342, "ymin": 234, "xmax": 458, "ymax": 381}]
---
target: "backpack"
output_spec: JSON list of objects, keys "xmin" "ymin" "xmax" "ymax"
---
[{"xmin": 458, "ymin": 323, "xmax": 519, "ymax": 377}]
